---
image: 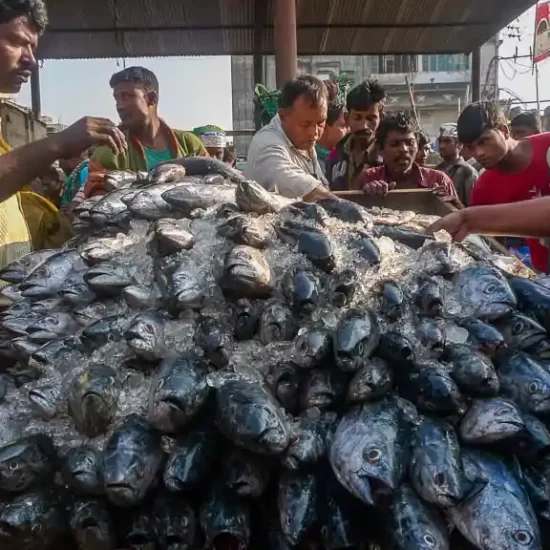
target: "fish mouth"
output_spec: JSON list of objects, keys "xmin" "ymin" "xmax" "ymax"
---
[
  {"xmin": 27, "ymin": 330, "xmax": 60, "ymax": 342},
  {"xmin": 28, "ymin": 391, "xmax": 55, "ymax": 413},
  {"xmin": 105, "ymin": 483, "xmax": 138, "ymax": 507},
  {"xmin": 0, "ymin": 522, "xmax": 20, "ymax": 538},
  {"xmin": 0, "ymin": 271, "xmax": 24, "ymax": 284},
  {"xmin": 305, "ymin": 392, "xmax": 335, "ymax": 408}
]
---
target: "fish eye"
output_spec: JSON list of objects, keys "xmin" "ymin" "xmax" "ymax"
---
[
  {"xmin": 83, "ymin": 456, "xmax": 95, "ymax": 468},
  {"xmin": 512, "ymin": 321, "xmax": 524, "ymax": 335},
  {"xmin": 423, "ymin": 534, "xmax": 436, "ymax": 547},
  {"xmin": 364, "ymin": 447, "xmax": 382, "ymax": 463},
  {"xmin": 8, "ymin": 460, "xmax": 19, "ymax": 471},
  {"xmin": 514, "ymin": 531, "xmax": 533, "ymax": 545},
  {"xmin": 495, "ymin": 407, "xmax": 511, "ymax": 416},
  {"xmin": 356, "ymin": 342, "xmax": 365, "ymax": 356},
  {"xmin": 528, "ymin": 382, "xmax": 539, "ymax": 394},
  {"xmin": 434, "ymin": 472, "xmax": 446, "ymax": 486},
  {"xmin": 156, "ymin": 379, "xmax": 165, "ymax": 390},
  {"xmin": 144, "ymin": 323, "xmax": 155, "ymax": 334},
  {"xmin": 485, "ymin": 283, "xmax": 497, "ymax": 293}
]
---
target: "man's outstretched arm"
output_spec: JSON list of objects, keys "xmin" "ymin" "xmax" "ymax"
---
[
  {"xmin": 0, "ymin": 117, "xmax": 126, "ymax": 203},
  {"xmin": 428, "ymin": 197, "xmax": 550, "ymax": 241}
]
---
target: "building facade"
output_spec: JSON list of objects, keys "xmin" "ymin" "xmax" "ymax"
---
[{"xmin": 231, "ymin": 38, "xmax": 499, "ymax": 156}]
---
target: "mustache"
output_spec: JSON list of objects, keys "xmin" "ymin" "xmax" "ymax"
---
[{"xmin": 353, "ymin": 130, "xmax": 372, "ymax": 137}]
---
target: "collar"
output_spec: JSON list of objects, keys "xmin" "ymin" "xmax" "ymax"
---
[
  {"xmin": 129, "ymin": 119, "xmax": 179, "ymax": 158},
  {"xmin": 380, "ymin": 162, "xmax": 425, "ymax": 185}
]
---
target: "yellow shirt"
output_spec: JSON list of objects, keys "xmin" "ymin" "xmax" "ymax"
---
[{"xmin": 0, "ymin": 136, "xmax": 32, "ymax": 275}]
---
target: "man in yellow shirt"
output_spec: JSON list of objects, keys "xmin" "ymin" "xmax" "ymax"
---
[{"xmin": 0, "ymin": 0, "xmax": 128, "ymax": 271}]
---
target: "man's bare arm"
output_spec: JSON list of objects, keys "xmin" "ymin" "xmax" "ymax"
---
[
  {"xmin": 303, "ymin": 185, "xmax": 337, "ymax": 203},
  {"xmin": 0, "ymin": 117, "xmax": 126, "ymax": 203},
  {"xmin": 428, "ymin": 197, "xmax": 550, "ymax": 241}
]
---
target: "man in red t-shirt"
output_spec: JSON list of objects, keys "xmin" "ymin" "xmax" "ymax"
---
[{"xmin": 456, "ymin": 101, "xmax": 550, "ymax": 272}]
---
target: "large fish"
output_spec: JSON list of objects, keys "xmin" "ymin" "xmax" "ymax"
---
[
  {"xmin": 329, "ymin": 399, "xmax": 411, "ymax": 505},
  {"xmin": 102, "ymin": 414, "xmax": 163, "ymax": 508},
  {"xmin": 208, "ymin": 372, "xmax": 291, "ymax": 455},
  {"xmin": 447, "ymin": 450, "xmax": 540, "ymax": 550}
]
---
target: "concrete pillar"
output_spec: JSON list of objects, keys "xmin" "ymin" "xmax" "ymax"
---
[
  {"xmin": 274, "ymin": 0, "xmax": 297, "ymax": 87},
  {"xmin": 30, "ymin": 65, "xmax": 41, "ymax": 118},
  {"xmin": 471, "ymin": 48, "xmax": 481, "ymax": 102}
]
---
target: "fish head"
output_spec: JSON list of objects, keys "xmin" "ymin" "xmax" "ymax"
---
[
  {"xmin": 125, "ymin": 313, "xmax": 165, "ymax": 361},
  {"xmin": 0, "ymin": 436, "xmax": 54, "ymax": 492},
  {"xmin": 28, "ymin": 384, "xmax": 61, "ymax": 420},
  {"xmin": 300, "ymin": 368, "xmax": 345, "ymax": 411},
  {"xmin": 70, "ymin": 499, "xmax": 114, "ymax": 548},
  {"xmin": 103, "ymin": 418, "xmax": 162, "ymax": 507},
  {"xmin": 194, "ymin": 318, "xmax": 231, "ymax": 368},
  {"xmin": 84, "ymin": 263, "xmax": 133, "ymax": 293},
  {"xmin": 68, "ymin": 366, "xmax": 121, "ymax": 436},
  {"xmin": 335, "ymin": 312, "xmax": 380, "ymax": 373},
  {"xmin": 497, "ymin": 314, "xmax": 547, "ymax": 350},
  {"xmin": 293, "ymin": 328, "xmax": 331, "ymax": 369},
  {"xmin": 417, "ymin": 369, "xmax": 467, "ymax": 415},
  {"xmin": 63, "ymin": 448, "xmax": 101, "ymax": 493},
  {"xmin": 462, "ymin": 399, "xmax": 525, "ymax": 444},
  {"xmin": 265, "ymin": 360, "xmax": 300, "ymax": 412},
  {"xmin": 283, "ymin": 269, "xmax": 320, "ymax": 313},
  {"xmin": 330, "ymin": 269, "xmax": 357, "ymax": 307},
  {"xmin": 520, "ymin": 374, "xmax": 550, "ymax": 413},
  {"xmin": 232, "ymin": 299, "xmax": 259, "ymax": 341},
  {"xmin": 9, "ymin": 337, "xmax": 40, "ymax": 360},
  {"xmin": 224, "ymin": 382, "xmax": 290, "ymax": 454},
  {"xmin": 26, "ymin": 313, "xmax": 77, "ymax": 342},
  {"xmin": 171, "ymin": 271, "xmax": 204, "ymax": 310},
  {"xmin": 150, "ymin": 358, "xmax": 209, "ymax": 433},
  {"xmin": 455, "ymin": 266, "xmax": 517, "ymax": 321}
]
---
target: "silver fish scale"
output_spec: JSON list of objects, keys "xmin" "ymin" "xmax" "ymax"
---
[{"xmin": 0, "ymin": 163, "xmax": 544, "ymax": 550}]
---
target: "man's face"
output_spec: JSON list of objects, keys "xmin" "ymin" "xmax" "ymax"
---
[
  {"xmin": 322, "ymin": 112, "xmax": 348, "ymax": 150},
  {"xmin": 0, "ymin": 16, "xmax": 38, "ymax": 93},
  {"xmin": 279, "ymin": 96, "xmax": 327, "ymax": 151},
  {"xmin": 346, "ymin": 104, "xmax": 382, "ymax": 147},
  {"xmin": 206, "ymin": 147, "xmax": 225, "ymax": 161},
  {"xmin": 416, "ymin": 143, "xmax": 431, "ymax": 166},
  {"xmin": 382, "ymin": 130, "xmax": 417, "ymax": 175},
  {"xmin": 511, "ymin": 125, "xmax": 536, "ymax": 140},
  {"xmin": 113, "ymin": 82, "xmax": 156, "ymax": 130},
  {"xmin": 462, "ymin": 129, "xmax": 508, "ymax": 170},
  {"xmin": 438, "ymin": 136, "xmax": 460, "ymax": 160}
]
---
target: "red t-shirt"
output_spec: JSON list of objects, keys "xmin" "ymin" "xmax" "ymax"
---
[{"xmin": 470, "ymin": 133, "xmax": 550, "ymax": 272}]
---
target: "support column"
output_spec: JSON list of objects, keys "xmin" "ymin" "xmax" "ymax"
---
[
  {"xmin": 254, "ymin": 0, "xmax": 265, "ymax": 130},
  {"xmin": 274, "ymin": 0, "xmax": 297, "ymax": 88},
  {"xmin": 30, "ymin": 64, "xmax": 41, "ymax": 118},
  {"xmin": 471, "ymin": 47, "xmax": 481, "ymax": 102}
]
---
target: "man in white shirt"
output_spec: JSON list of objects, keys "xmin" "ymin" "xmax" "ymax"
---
[{"xmin": 245, "ymin": 75, "xmax": 338, "ymax": 202}]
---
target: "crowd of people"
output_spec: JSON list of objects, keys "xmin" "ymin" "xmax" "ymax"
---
[{"xmin": 0, "ymin": 0, "xmax": 548, "ymax": 289}]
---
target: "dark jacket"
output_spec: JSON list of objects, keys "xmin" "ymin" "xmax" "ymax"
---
[{"xmin": 325, "ymin": 135, "xmax": 382, "ymax": 191}]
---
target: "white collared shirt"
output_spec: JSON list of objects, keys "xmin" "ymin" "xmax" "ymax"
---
[{"xmin": 244, "ymin": 114, "xmax": 327, "ymax": 199}]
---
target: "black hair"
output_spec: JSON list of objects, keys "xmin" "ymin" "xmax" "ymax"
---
[
  {"xmin": 279, "ymin": 75, "xmax": 328, "ymax": 110},
  {"xmin": 511, "ymin": 111, "xmax": 541, "ymax": 133},
  {"xmin": 326, "ymin": 103, "xmax": 345, "ymax": 126},
  {"xmin": 376, "ymin": 111, "xmax": 419, "ymax": 148},
  {"xmin": 0, "ymin": 0, "xmax": 47, "ymax": 33},
  {"xmin": 110, "ymin": 66, "xmax": 159, "ymax": 94},
  {"xmin": 416, "ymin": 130, "xmax": 430, "ymax": 148},
  {"xmin": 346, "ymin": 79, "xmax": 386, "ymax": 112},
  {"xmin": 457, "ymin": 101, "xmax": 508, "ymax": 144}
]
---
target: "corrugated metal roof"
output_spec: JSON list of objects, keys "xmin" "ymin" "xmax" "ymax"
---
[{"xmin": 36, "ymin": 0, "xmax": 536, "ymax": 59}]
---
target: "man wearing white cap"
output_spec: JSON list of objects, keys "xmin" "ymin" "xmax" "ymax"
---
[
  {"xmin": 435, "ymin": 123, "xmax": 478, "ymax": 206},
  {"xmin": 193, "ymin": 125, "xmax": 227, "ymax": 161}
]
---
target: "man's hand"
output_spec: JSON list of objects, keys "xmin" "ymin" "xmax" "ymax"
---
[
  {"xmin": 427, "ymin": 210, "xmax": 469, "ymax": 241},
  {"xmin": 51, "ymin": 117, "xmax": 127, "ymax": 158},
  {"xmin": 363, "ymin": 180, "xmax": 396, "ymax": 196}
]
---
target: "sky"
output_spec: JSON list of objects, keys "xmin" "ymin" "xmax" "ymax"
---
[{"xmin": 13, "ymin": 4, "xmax": 547, "ymax": 128}]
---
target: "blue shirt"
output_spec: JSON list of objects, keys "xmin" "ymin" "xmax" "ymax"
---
[{"xmin": 144, "ymin": 148, "xmax": 173, "ymax": 170}]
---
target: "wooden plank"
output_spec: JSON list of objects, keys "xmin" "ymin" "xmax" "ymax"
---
[{"xmin": 334, "ymin": 189, "xmax": 450, "ymax": 217}]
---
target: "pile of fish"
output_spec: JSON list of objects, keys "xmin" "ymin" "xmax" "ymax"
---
[{"xmin": 1, "ymin": 157, "xmax": 550, "ymax": 549}]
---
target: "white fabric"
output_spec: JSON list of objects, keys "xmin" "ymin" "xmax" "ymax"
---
[{"xmin": 244, "ymin": 114, "xmax": 326, "ymax": 199}]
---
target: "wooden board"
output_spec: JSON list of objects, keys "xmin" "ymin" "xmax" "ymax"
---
[{"xmin": 334, "ymin": 189, "xmax": 451, "ymax": 217}]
